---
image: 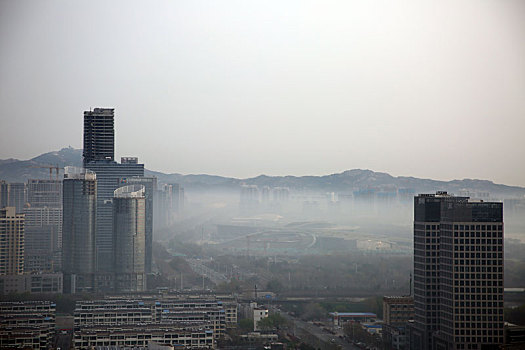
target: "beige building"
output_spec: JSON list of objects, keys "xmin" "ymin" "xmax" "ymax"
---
[
  {"xmin": 383, "ymin": 296, "xmax": 414, "ymax": 350},
  {"xmin": 0, "ymin": 207, "xmax": 25, "ymax": 275},
  {"xmin": 74, "ymin": 324, "xmax": 214, "ymax": 349},
  {"xmin": 0, "ymin": 301, "xmax": 56, "ymax": 349},
  {"xmin": 253, "ymin": 307, "xmax": 269, "ymax": 331},
  {"xmin": 383, "ymin": 296, "xmax": 414, "ymax": 325}
]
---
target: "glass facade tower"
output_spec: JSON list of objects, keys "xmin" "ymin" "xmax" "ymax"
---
[
  {"xmin": 62, "ymin": 167, "xmax": 97, "ymax": 293},
  {"xmin": 113, "ymin": 185, "xmax": 146, "ymax": 292}
]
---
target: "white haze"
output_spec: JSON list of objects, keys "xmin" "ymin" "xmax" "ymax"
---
[{"xmin": 1, "ymin": 0, "xmax": 524, "ymax": 186}]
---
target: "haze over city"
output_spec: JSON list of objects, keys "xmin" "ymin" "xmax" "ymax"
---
[
  {"xmin": 1, "ymin": 0, "xmax": 525, "ymax": 186},
  {"xmin": 2, "ymin": 2, "xmax": 525, "ymax": 350}
]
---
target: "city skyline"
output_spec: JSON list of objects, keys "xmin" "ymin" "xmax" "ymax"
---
[{"xmin": 1, "ymin": 1, "xmax": 525, "ymax": 186}]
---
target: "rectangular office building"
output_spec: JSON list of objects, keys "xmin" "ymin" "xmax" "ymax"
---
[{"xmin": 411, "ymin": 192, "xmax": 503, "ymax": 350}]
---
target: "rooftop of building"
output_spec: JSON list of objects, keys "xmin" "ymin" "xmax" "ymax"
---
[
  {"xmin": 114, "ymin": 184, "xmax": 145, "ymax": 198},
  {"xmin": 85, "ymin": 108, "xmax": 115, "ymax": 114},
  {"xmin": 0, "ymin": 207, "xmax": 24, "ymax": 218},
  {"xmin": 64, "ymin": 166, "xmax": 96, "ymax": 180},
  {"xmin": 383, "ymin": 296, "xmax": 414, "ymax": 301},
  {"xmin": 329, "ymin": 312, "xmax": 377, "ymax": 317}
]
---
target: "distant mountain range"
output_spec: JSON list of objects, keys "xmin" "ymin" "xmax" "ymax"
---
[{"xmin": 1, "ymin": 147, "xmax": 524, "ymax": 198}]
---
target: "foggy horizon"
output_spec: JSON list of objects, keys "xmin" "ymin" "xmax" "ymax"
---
[{"xmin": 1, "ymin": 1, "xmax": 525, "ymax": 186}]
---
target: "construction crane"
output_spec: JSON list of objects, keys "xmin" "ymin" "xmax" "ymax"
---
[{"xmin": 28, "ymin": 164, "xmax": 63, "ymax": 180}]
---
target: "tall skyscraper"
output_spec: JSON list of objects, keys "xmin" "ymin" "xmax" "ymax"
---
[
  {"xmin": 154, "ymin": 183, "xmax": 183, "ymax": 229},
  {"xmin": 23, "ymin": 207, "xmax": 62, "ymax": 272},
  {"xmin": 62, "ymin": 167, "xmax": 97, "ymax": 293},
  {"xmin": 24, "ymin": 179, "xmax": 63, "ymax": 272},
  {"xmin": 119, "ymin": 176, "xmax": 156, "ymax": 274},
  {"xmin": 411, "ymin": 192, "xmax": 504, "ymax": 350},
  {"xmin": 82, "ymin": 107, "xmax": 144, "ymax": 276},
  {"xmin": 86, "ymin": 161, "xmax": 144, "ymax": 275},
  {"xmin": 113, "ymin": 185, "xmax": 146, "ymax": 292},
  {"xmin": 83, "ymin": 108, "xmax": 115, "ymax": 165},
  {"xmin": 0, "ymin": 207, "xmax": 25, "ymax": 275}
]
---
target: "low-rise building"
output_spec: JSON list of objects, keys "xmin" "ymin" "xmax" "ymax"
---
[
  {"xmin": 240, "ymin": 332, "xmax": 279, "ymax": 344},
  {"xmin": 253, "ymin": 307, "xmax": 269, "ymax": 331},
  {"xmin": 0, "ymin": 273, "xmax": 63, "ymax": 294},
  {"xmin": 382, "ymin": 296, "xmax": 414, "ymax": 350},
  {"xmin": 383, "ymin": 296, "xmax": 414, "ymax": 326},
  {"xmin": 74, "ymin": 295, "xmax": 238, "ymax": 345},
  {"xmin": 330, "ymin": 312, "xmax": 377, "ymax": 327},
  {"xmin": 74, "ymin": 323, "xmax": 214, "ymax": 349},
  {"xmin": 0, "ymin": 301, "xmax": 56, "ymax": 349}
]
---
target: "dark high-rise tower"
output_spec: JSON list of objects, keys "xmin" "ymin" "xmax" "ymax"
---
[
  {"xmin": 83, "ymin": 108, "xmax": 115, "ymax": 165},
  {"xmin": 62, "ymin": 167, "xmax": 97, "ymax": 293},
  {"xmin": 411, "ymin": 192, "xmax": 504, "ymax": 350}
]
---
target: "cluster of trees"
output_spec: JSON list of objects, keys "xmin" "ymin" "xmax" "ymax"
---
[
  {"xmin": 238, "ymin": 312, "xmax": 289, "ymax": 332},
  {"xmin": 206, "ymin": 252, "xmax": 412, "ymax": 296}
]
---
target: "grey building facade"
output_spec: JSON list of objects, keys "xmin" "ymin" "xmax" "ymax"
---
[
  {"xmin": 24, "ymin": 179, "xmax": 63, "ymax": 272},
  {"xmin": 27, "ymin": 180, "xmax": 62, "ymax": 208},
  {"xmin": 23, "ymin": 207, "xmax": 62, "ymax": 272},
  {"xmin": 113, "ymin": 185, "xmax": 146, "ymax": 292},
  {"xmin": 0, "ymin": 181, "xmax": 8, "ymax": 209},
  {"xmin": 85, "ymin": 161, "xmax": 144, "ymax": 275},
  {"xmin": 62, "ymin": 167, "xmax": 97, "ymax": 293},
  {"xmin": 412, "ymin": 192, "xmax": 504, "ymax": 350},
  {"xmin": 82, "ymin": 107, "xmax": 145, "ymax": 290},
  {"xmin": 7, "ymin": 183, "xmax": 27, "ymax": 213}
]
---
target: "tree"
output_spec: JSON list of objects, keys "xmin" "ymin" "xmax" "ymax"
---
[
  {"xmin": 238, "ymin": 318, "xmax": 254, "ymax": 332},
  {"xmin": 301, "ymin": 303, "xmax": 326, "ymax": 321},
  {"xmin": 216, "ymin": 278, "xmax": 243, "ymax": 293},
  {"xmin": 266, "ymin": 279, "xmax": 284, "ymax": 293},
  {"xmin": 257, "ymin": 313, "xmax": 289, "ymax": 331}
]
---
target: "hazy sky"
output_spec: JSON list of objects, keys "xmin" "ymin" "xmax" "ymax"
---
[{"xmin": 1, "ymin": 1, "xmax": 524, "ymax": 185}]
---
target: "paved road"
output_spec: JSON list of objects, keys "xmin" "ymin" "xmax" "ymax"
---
[
  {"xmin": 55, "ymin": 332, "xmax": 72, "ymax": 350},
  {"xmin": 277, "ymin": 309, "xmax": 359, "ymax": 350},
  {"xmin": 186, "ymin": 258, "xmax": 229, "ymax": 285}
]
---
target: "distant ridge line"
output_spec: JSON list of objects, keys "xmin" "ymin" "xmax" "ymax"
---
[{"xmin": 0, "ymin": 147, "xmax": 524, "ymax": 198}]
